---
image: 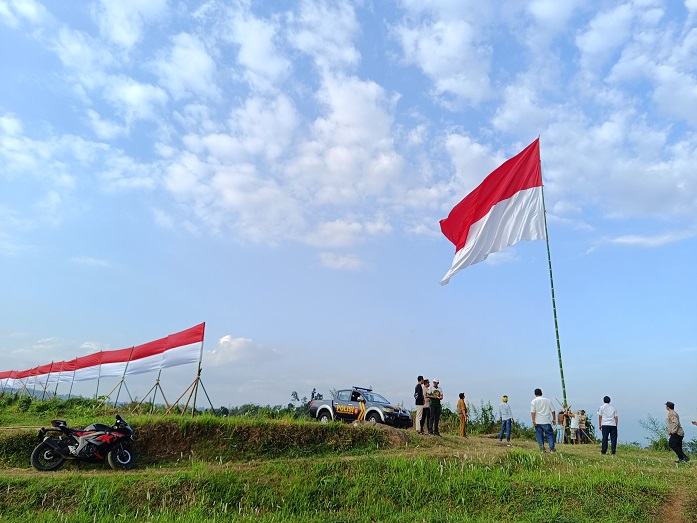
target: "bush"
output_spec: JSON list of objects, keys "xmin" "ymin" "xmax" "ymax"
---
[
  {"xmin": 639, "ymin": 414, "xmax": 669, "ymax": 451},
  {"xmin": 16, "ymin": 396, "xmax": 32, "ymax": 413}
]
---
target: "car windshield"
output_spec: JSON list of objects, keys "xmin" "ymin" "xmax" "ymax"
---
[{"xmin": 363, "ymin": 392, "xmax": 389, "ymax": 404}]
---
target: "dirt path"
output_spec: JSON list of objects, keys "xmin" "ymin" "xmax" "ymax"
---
[{"xmin": 659, "ymin": 489, "xmax": 689, "ymax": 523}]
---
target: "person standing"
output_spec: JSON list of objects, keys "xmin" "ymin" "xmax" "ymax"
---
[
  {"xmin": 666, "ymin": 401, "xmax": 690, "ymax": 463},
  {"xmin": 422, "ymin": 379, "xmax": 431, "ymax": 434},
  {"xmin": 498, "ymin": 395, "xmax": 513, "ymax": 443},
  {"xmin": 429, "ymin": 379, "xmax": 443, "ymax": 436},
  {"xmin": 457, "ymin": 392, "xmax": 467, "ymax": 437},
  {"xmin": 598, "ymin": 396, "xmax": 618, "ymax": 455},
  {"xmin": 568, "ymin": 410, "xmax": 580, "ymax": 444},
  {"xmin": 414, "ymin": 376, "xmax": 425, "ymax": 434},
  {"xmin": 530, "ymin": 388, "xmax": 556, "ymax": 452},
  {"xmin": 556, "ymin": 410, "xmax": 566, "ymax": 444},
  {"xmin": 579, "ymin": 410, "xmax": 588, "ymax": 444}
]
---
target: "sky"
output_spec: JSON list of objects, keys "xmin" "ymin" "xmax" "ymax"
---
[{"xmin": 1, "ymin": 0, "xmax": 696, "ymax": 445}]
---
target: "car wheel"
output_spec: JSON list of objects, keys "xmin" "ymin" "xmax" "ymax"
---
[
  {"xmin": 318, "ymin": 411, "xmax": 332, "ymax": 423},
  {"xmin": 366, "ymin": 412, "xmax": 381, "ymax": 424}
]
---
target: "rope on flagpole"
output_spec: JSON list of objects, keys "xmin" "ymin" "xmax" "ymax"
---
[{"xmin": 540, "ymin": 151, "xmax": 568, "ymax": 409}]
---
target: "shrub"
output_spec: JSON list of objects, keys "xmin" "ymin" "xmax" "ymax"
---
[
  {"xmin": 639, "ymin": 414, "xmax": 669, "ymax": 451},
  {"xmin": 16, "ymin": 395, "xmax": 32, "ymax": 413}
]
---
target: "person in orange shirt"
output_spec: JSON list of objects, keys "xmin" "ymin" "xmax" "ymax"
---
[{"xmin": 456, "ymin": 392, "xmax": 467, "ymax": 437}]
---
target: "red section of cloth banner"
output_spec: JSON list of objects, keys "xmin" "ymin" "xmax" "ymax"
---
[
  {"xmin": 101, "ymin": 347, "xmax": 134, "ymax": 365},
  {"xmin": 0, "ymin": 323, "xmax": 206, "ymax": 381},
  {"xmin": 440, "ymin": 138, "xmax": 542, "ymax": 251}
]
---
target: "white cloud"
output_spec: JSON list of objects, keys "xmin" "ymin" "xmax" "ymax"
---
[
  {"xmin": 99, "ymin": 153, "xmax": 160, "ymax": 191},
  {"xmin": 443, "ymin": 135, "xmax": 501, "ymax": 195},
  {"xmin": 603, "ymin": 229, "xmax": 697, "ymax": 248},
  {"xmin": 576, "ymin": 4, "xmax": 634, "ymax": 72},
  {"xmin": 651, "ymin": 65, "xmax": 697, "ymax": 127},
  {"xmin": 0, "ymin": 0, "xmax": 47, "ymax": 27},
  {"xmin": 286, "ymin": 74, "xmax": 403, "ymax": 205},
  {"xmin": 91, "ymin": 0, "xmax": 168, "ymax": 50},
  {"xmin": 394, "ymin": 18, "xmax": 491, "ymax": 107},
  {"xmin": 103, "ymin": 76, "xmax": 168, "ymax": 123},
  {"xmin": 230, "ymin": 95, "xmax": 299, "ymax": 161},
  {"xmin": 80, "ymin": 340, "xmax": 110, "ymax": 353},
  {"xmin": 288, "ymin": 0, "xmax": 360, "ymax": 72},
  {"xmin": 210, "ymin": 164, "xmax": 305, "ymax": 241},
  {"xmin": 306, "ymin": 219, "xmax": 364, "ymax": 249},
  {"xmin": 86, "ymin": 109, "xmax": 127, "ymax": 139},
  {"xmin": 51, "ymin": 26, "xmax": 113, "ymax": 90},
  {"xmin": 491, "ymin": 81, "xmax": 552, "ymax": 135},
  {"xmin": 225, "ymin": 5, "xmax": 290, "ymax": 91},
  {"xmin": 526, "ymin": 0, "xmax": 580, "ymax": 34},
  {"xmin": 154, "ymin": 32, "xmax": 218, "ymax": 100},
  {"xmin": 205, "ymin": 335, "xmax": 279, "ymax": 365},
  {"xmin": 319, "ymin": 252, "xmax": 365, "ymax": 271}
]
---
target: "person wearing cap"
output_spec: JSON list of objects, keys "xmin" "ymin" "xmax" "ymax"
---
[
  {"xmin": 666, "ymin": 402, "xmax": 690, "ymax": 463},
  {"xmin": 427, "ymin": 379, "xmax": 443, "ymax": 436},
  {"xmin": 597, "ymin": 396, "xmax": 618, "ymax": 455},
  {"xmin": 498, "ymin": 395, "xmax": 513, "ymax": 444}
]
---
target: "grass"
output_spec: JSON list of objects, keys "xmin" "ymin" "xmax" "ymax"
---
[{"xmin": 0, "ymin": 397, "xmax": 694, "ymax": 522}]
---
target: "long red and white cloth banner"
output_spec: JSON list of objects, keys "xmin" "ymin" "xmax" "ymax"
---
[{"xmin": 0, "ymin": 323, "xmax": 205, "ymax": 390}]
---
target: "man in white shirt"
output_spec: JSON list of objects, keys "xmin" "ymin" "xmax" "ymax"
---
[
  {"xmin": 597, "ymin": 396, "xmax": 618, "ymax": 455},
  {"xmin": 568, "ymin": 410, "xmax": 580, "ymax": 444},
  {"xmin": 530, "ymin": 388, "xmax": 556, "ymax": 452}
]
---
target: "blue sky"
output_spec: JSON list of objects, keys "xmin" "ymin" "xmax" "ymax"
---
[{"xmin": 1, "ymin": 0, "xmax": 696, "ymax": 444}]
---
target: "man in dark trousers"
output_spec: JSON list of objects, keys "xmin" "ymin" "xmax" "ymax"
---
[
  {"xmin": 429, "ymin": 379, "xmax": 443, "ymax": 436},
  {"xmin": 422, "ymin": 379, "xmax": 431, "ymax": 434},
  {"xmin": 414, "ymin": 376, "xmax": 425, "ymax": 434},
  {"xmin": 666, "ymin": 401, "xmax": 690, "ymax": 463}
]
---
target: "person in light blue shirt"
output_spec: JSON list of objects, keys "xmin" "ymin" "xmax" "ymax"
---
[{"xmin": 498, "ymin": 395, "xmax": 514, "ymax": 443}]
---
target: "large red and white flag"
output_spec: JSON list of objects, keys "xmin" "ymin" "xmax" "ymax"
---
[{"xmin": 440, "ymin": 138, "xmax": 545, "ymax": 285}]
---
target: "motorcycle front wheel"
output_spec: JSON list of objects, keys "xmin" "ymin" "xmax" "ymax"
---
[
  {"xmin": 30, "ymin": 441, "xmax": 66, "ymax": 472},
  {"xmin": 107, "ymin": 443, "xmax": 135, "ymax": 470}
]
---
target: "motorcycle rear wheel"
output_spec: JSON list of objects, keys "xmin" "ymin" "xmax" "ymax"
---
[
  {"xmin": 107, "ymin": 444, "xmax": 135, "ymax": 470},
  {"xmin": 30, "ymin": 441, "xmax": 66, "ymax": 471}
]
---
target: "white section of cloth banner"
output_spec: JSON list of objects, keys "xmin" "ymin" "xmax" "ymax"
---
[{"xmin": 441, "ymin": 186, "xmax": 545, "ymax": 285}]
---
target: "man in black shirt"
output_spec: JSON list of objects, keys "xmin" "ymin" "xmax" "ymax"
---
[{"xmin": 414, "ymin": 375, "xmax": 425, "ymax": 434}]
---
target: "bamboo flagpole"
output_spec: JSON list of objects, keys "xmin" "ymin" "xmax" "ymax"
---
[
  {"xmin": 541, "ymin": 180, "xmax": 568, "ymax": 409},
  {"xmin": 94, "ymin": 351, "xmax": 103, "ymax": 400},
  {"xmin": 68, "ymin": 358, "xmax": 77, "ymax": 399},
  {"xmin": 191, "ymin": 322, "xmax": 206, "ymax": 415},
  {"xmin": 40, "ymin": 361, "xmax": 53, "ymax": 400},
  {"xmin": 53, "ymin": 361, "xmax": 64, "ymax": 397},
  {"xmin": 113, "ymin": 347, "xmax": 135, "ymax": 406}
]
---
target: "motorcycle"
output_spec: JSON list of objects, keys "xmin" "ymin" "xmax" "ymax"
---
[{"xmin": 31, "ymin": 414, "xmax": 135, "ymax": 471}]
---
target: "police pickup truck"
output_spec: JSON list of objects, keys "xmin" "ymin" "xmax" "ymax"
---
[{"xmin": 308, "ymin": 386, "xmax": 412, "ymax": 429}]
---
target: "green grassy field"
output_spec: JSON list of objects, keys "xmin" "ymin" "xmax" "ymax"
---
[{"xmin": 0, "ymin": 399, "xmax": 694, "ymax": 522}]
